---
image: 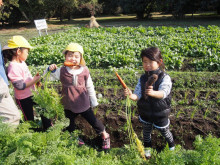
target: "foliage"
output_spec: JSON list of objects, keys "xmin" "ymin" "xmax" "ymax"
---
[
  {"xmin": 147, "ymin": 135, "xmax": 220, "ymax": 165},
  {"xmin": 1, "ymin": 1, "xmax": 220, "ymax": 25},
  {"xmin": 32, "ymin": 71, "xmax": 65, "ymax": 121},
  {"xmin": 18, "ymin": 0, "xmax": 47, "ymax": 22},
  {"xmin": 1, "ymin": 67, "xmax": 219, "ymax": 164},
  {"xmin": 163, "ymin": 0, "xmax": 220, "ymax": 18},
  {"xmin": 119, "ymin": 0, "xmax": 157, "ymax": 19},
  {"xmin": 0, "ymin": 0, "xmax": 19, "ymax": 25},
  {"xmin": 163, "ymin": 0, "xmax": 197, "ymax": 18},
  {"xmin": 193, "ymin": 135, "xmax": 220, "ymax": 164},
  {"xmin": 98, "ymin": 0, "xmax": 120, "ymax": 15},
  {"xmin": 0, "ymin": 0, "xmax": 101, "ymax": 24},
  {"xmin": 78, "ymin": 0, "xmax": 103, "ymax": 16},
  {"xmin": 18, "ymin": 0, "xmax": 79, "ymax": 22},
  {"xmin": 125, "ymin": 96, "xmax": 146, "ymax": 160},
  {"xmin": 1, "ymin": 119, "xmax": 220, "ymax": 164},
  {"xmin": 47, "ymin": 0, "xmax": 79, "ymax": 21},
  {"xmin": 27, "ymin": 26, "xmax": 220, "ymax": 72}
]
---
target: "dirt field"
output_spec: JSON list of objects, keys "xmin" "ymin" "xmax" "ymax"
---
[{"xmin": 70, "ymin": 87, "xmax": 220, "ymax": 151}]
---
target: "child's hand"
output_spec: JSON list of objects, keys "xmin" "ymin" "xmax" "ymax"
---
[
  {"xmin": 124, "ymin": 88, "xmax": 138, "ymax": 101},
  {"xmin": 124, "ymin": 88, "xmax": 132, "ymax": 96},
  {"xmin": 49, "ymin": 64, "xmax": 57, "ymax": 71},
  {"xmin": 145, "ymin": 86, "xmax": 154, "ymax": 96},
  {"xmin": 33, "ymin": 72, "xmax": 41, "ymax": 83},
  {"xmin": 145, "ymin": 86, "xmax": 165, "ymax": 99}
]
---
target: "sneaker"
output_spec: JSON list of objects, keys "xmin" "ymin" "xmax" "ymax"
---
[
  {"xmin": 169, "ymin": 146, "xmax": 175, "ymax": 151},
  {"xmin": 145, "ymin": 149, "xmax": 151, "ymax": 159},
  {"xmin": 77, "ymin": 137, "xmax": 85, "ymax": 146},
  {"xmin": 102, "ymin": 135, "xmax": 110, "ymax": 150}
]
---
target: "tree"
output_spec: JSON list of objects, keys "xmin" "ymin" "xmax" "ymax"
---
[
  {"xmin": 98, "ymin": 0, "xmax": 120, "ymax": 15},
  {"xmin": 119, "ymin": 0, "xmax": 157, "ymax": 19},
  {"xmin": 78, "ymin": 0, "xmax": 103, "ymax": 17},
  {"xmin": 164, "ymin": 0, "xmax": 220, "ymax": 18},
  {"xmin": 51, "ymin": 0, "xmax": 78, "ymax": 21},
  {"xmin": 18, "ymin": 0, "xmax": 47, "ymax": 22},
  {"xmin": 17, "ymin": 0, "xmax": 78, "ymax": 22},
  {"xmin": 0, "ymin": 0, "xmax": 19, "ymax": 25},
  {"xmin": 164, "ymin": 0, "xmax": 200, "ymax": 18}
]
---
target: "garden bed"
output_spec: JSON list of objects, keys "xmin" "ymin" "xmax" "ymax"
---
[{"xmin": 48, "ymin": 70, "xmax": 220, "ymax": 151}]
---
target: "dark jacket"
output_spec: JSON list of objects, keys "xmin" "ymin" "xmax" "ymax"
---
[{"xmin": 137, "ymin": 69, "xmax": 171, "ymax": 126}]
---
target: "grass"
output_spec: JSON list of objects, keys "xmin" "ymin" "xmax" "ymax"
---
[{"xmin": 0, "ymin": 25, "xmax": 69, "ymax": 46}]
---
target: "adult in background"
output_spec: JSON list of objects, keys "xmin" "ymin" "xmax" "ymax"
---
[
  {"xmin": 0, "ymin": 43, "xmax": 21, "ymax": 127},
  {"xmin": 0, "ymin": 0, "xmax": 21, "ymax": 127}
]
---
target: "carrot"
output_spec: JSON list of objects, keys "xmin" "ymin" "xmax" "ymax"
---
[
  {"xmin": 35, "ymin": 72, "xmax": 42, "ymax": 87},
  {"xmin": 115, "ymin": 71, "xmax": 127, "ymax": 89},
  {"xmin": 64, "ymin": 61, "xmax": 75, "ymax": 67}
]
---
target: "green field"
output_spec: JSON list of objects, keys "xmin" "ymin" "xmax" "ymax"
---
[{"xmin": 0, "ymin": 15, "xmax": 220, "ymax": 164}]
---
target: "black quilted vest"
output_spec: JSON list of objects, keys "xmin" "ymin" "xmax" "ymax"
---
[{"xmin": 137, "ymin": 69, "xmax": 171, "ymax": 123}]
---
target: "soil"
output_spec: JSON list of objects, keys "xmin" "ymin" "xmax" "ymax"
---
[{"xmin": 72, "ymin": 88, "xmax": 220, "ymax": 151}]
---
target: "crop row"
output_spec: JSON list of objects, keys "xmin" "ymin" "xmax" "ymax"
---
[
  {"xmin": 1, "ymin": 120, "xmax": 219, "ymax": 164},
  {"xmin": 27, "ymin": 26, "xmax": 220, "ymax": 71},
  {"xmin": 29, "ymin": 66, "xmax": 220, "ymax": 123},
  {"xmin": 29, "ymin": 66, "xmax": 220, "ymax": 90}
]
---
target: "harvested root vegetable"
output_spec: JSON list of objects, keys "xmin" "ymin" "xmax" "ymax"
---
[
  {"xmin": 64, "ymin": 61, "xmax": 75, "ymax": 67},
  {"xmin": 115, "ymin": 71, "xmax": 127, "ymax": 89},
  {"xmin": 145, "ymin": 74, "xmax": 158, "ymax": 87},
  {"xmin": 144, "ymin": 74, "xmax": 158, "ymax": 100},
  {"xmin": 35, "ymin": 72, "xmax": 42, "ymax": 87}
]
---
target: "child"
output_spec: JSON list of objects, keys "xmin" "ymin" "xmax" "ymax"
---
[
  {"xmin": 2, "ymin": 35, "xmax": 52, "ymax": 130},
  {"xmin": 46, "ymin": 43, "xmax": 110, "ymax": 150},
  {"xmin": 124, "ymin": 47, "xmax": 175, "ymax": 158}
]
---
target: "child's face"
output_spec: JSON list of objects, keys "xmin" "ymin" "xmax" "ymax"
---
[
  {"xmin": 17, "ymin": 48, "xmax": 29, "ymax": 62},
  {"xmin": 142, "ymin": 56, "xmax": 160, "ymax": 72},
  {"xmin": 65, "ymin": 51, "xmax": 81, "ymax": 65}
]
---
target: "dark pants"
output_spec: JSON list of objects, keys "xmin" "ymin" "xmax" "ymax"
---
[
  {"xmin": 64, "ymin": 108, "xmax": 105, "ymax": 134},
  {"xmin": 16, "ymin": 96, "xmax": 52, "ymax": 130},
  {"xmin": 142, "ymin": 122, "xmax": 175, "ymax": 148}
]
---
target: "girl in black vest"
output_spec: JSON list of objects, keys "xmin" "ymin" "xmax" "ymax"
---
[{"xmin": 124, "ymin": 47, "xmax": 175, "ymax": 159}]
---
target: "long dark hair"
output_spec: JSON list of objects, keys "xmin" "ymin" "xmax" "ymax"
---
[
  {"xmin": 2, "ymin": 47, "xmax": 26, "ymax": 63},
  {"xmin": 140, "ymin": 47, "xmax": 165, "ymax": 71}
]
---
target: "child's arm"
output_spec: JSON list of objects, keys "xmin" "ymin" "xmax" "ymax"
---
[
  {"xmin": 86, "ymin": 74, "xmax": 98, "ymax": 107},
  {"xmin": 146, "ymin": 75, "xmax": 172, "ymax": 99},
  {"xmin": 25, "ymin": 73, "xmax": 41, "ymax": 88},
  {"xmin": 43, "ymin": 64, "xmax": 60, "ymax": 81},
  {"xmin": 123, "ymin": 78, "xmax": 141, "ymax": 101},
  {"xmin": 9, "ymin": 72, "xmax": 40, "ymax": 90}
]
